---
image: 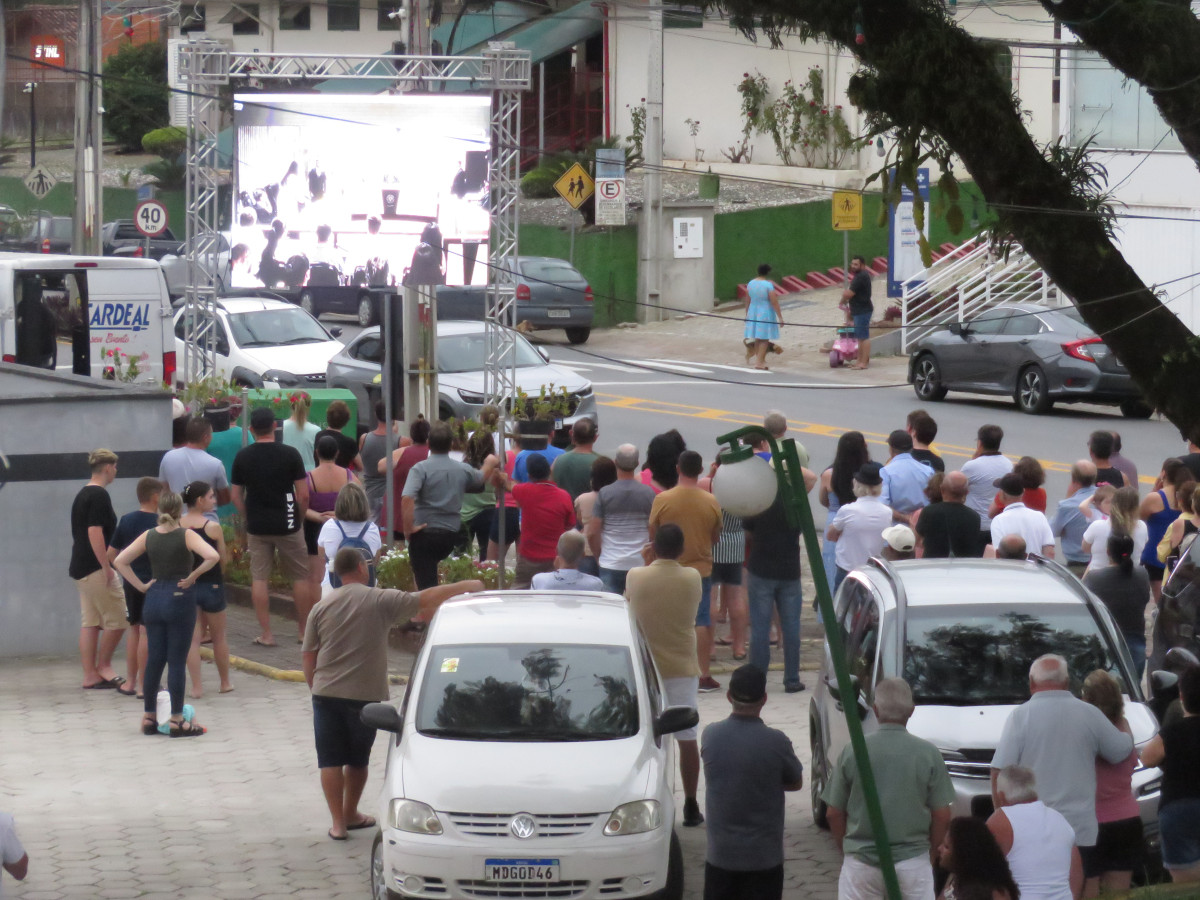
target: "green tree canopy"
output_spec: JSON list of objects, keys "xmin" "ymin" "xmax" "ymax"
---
[{"xmin": 103, "ymin": 42, "xmax": 169, "ymax": 152}]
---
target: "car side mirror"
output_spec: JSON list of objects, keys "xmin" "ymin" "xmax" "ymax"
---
[
  {"xmin": 826, "ymin": 673, "xmax": 860, "ymax": 704},
  {"xmin": 360, "ymin": 702, "xmax": 403, "ymax": 733},
  {"xmin": 948, "ymin": 322, "xmax": 964, "ymax": 337},
  {"xmin": 655, "ymin": 705, "xmax": 700, "ymax": 738},
  {"xmin": 538, "ymin": 347, "xmax": 550, "ymax": 363},
  {"xmin": 329, "ymin": 326, "xmax": 343, "ymax": 338}
]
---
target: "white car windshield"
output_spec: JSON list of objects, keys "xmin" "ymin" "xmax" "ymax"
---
[
  {"xmin": 416, "ymin": 643, "xmax": 639, "ymax": 741},
  {"xmin": 438, "ymin": 333, "xmax": 545, "ymax": 374},
  {"xmin": 228, "ymin": 309, "xmax": 329, "ymax": 348},
  {"xmin": 903, "ymin": 606, "xmax": 1128, "ymax": 706}
]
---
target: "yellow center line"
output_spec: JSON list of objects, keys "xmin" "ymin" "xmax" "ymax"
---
[{"xmin": 596, "ymin": 390, "xmax": 1135, "ymax": 480}]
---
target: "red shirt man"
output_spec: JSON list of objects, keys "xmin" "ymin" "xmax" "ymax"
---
[{"xmin": 505, "ymin": 453, "xmax": 575, "ymax": 588}]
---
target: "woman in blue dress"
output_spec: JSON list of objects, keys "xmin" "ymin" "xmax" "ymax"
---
[{"xmin": 744, "ymin": 263, "xmax": 783, "ymax": 370}]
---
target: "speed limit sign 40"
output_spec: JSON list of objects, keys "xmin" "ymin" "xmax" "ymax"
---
[{"xmin": 134, "ymin": 199, "xmax": 169, "ymax": 237}]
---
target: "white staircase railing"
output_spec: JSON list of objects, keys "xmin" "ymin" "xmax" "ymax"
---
[{"xmin": 900, "ymin": 237, "xmax": 1062, "ymax": 353}]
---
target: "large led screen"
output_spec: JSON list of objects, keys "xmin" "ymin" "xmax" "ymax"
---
[{"xmin": 231, "ymin": 93, "xmax": 491, "ymax": 291}]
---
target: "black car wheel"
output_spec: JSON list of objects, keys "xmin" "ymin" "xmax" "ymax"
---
[
  {"xmin": 370, "ymin": 830, "xmax": 400, "ymax": 900},
  {"xmin": 565, "ymin": 326, "xmax": 591, "ymax": 345},
  {"xmin": 912, "ymin": 354, "xmax": 948, "ymax": 402},
  {"xmin": 1015, "ymin": 365, "xmax": 1053, "ymax": 414},
  {"xmin": 299, "ymin": 291, "xmax": 317, "ymax": 318},
  {"xmin": 810, "ymin": 720, "xmax": 830, "ymax": 829},
  {"xmin": 1120, "ymin": 399, "xmax": 1155, "ymax": 420},
  {"xmin": 649, "ymin": 830, "xmax": 684, "ymax": 900},
  {"xmin": 358, "ymin": 293, "xmax": 377, "ymax": 328}
]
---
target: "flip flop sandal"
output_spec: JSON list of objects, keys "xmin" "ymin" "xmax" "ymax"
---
[
  {"xmin": 169, "ymin": 720, "xmax": 206, "ymax": 738},
  {"xmin": 142, "ymin": 716, "xmax": 160, "ymax": 736},
  {"xmin": 346, "ymin": 816, "xmax": 376, "ymax": 831},
  {"xmin": 328, "ymin": 830, "xmax": 349, "ymax": 841},
  {"xmin": 117, "ymin": 685, "xmax": 138, "ymax": 696}
]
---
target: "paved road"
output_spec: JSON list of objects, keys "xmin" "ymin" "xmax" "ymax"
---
[{"xmin": 2, "ymin": 648, "xmax": 839, "ymax": 900}]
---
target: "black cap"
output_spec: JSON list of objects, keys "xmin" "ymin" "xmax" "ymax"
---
[
  {"xmin": 994, "ymin": 472, "xmax": 1024, "ymax": 497},
  {"xmin": 729, "ymin": 664, "xmax": 767, "ymax": 703},
  {"xmin": 854, "ymin": 461, "xmax": 883, "ymax": 487}
]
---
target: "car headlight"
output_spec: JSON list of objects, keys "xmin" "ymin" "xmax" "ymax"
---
[
  {"xmin": 457, "ymin": 388, "xmax": 486, "ymax": 404},
  {"xmin": 262, "ymin": 368, "xmax": 302, "ymax": 387},
  {"xmin": 603, "ymin": 800, "xmax": 660, "ymax": 836},
  {"xmin": 389, "ymin": 799, "xmax": 443, "ymax": 835}
]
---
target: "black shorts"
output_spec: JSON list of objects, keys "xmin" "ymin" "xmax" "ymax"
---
[
  {"xmin": 1093, "ymin": 816, "xmax": 1145, "ymax": 874},
  {"xmin": 124, "ymin": 581, "xmax": 146, "ymax": 626},
  {"xmin": 312, "ymin": 695, "xmax": 377, "ymax": 769},
  {"xmin": 711, "ymin": 561, "xmax": 743, "ymax": 586},
  {"xmin": 488, "ymin": 507, "xmax": 521, "ymax": 545},
  {"xmin": 1144, "ymin": 563, "xmax": 1165, "ymax": 583},
  {"xmin": 303, "ymin": 520, "xmax": 322, "ymax": 556}
]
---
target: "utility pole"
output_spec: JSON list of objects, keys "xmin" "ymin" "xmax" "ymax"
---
[
  {"xmin": 0, "ymin": 4, "xmax": 7, "ymax": 150},
  {"xmin": 641, "ymin": 3, "xmax": 663, "ymax": 322},
  {"xmin": 73, "ymin": 0, "xmax": 104, "ymax": 255}
]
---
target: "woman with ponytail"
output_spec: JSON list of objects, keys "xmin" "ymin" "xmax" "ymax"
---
[
  {"xmin": 1084, "ymin": 532, "xmax": 1151, "ymax": 677},
  {"xmin": 1082, "ymin": 486, "xmax": 1147, "ymax": 574},
  {"xmin": 113, "ymin": 491, "xmax": 220, "ymax": 737},
  {"xmin": 180, "ymin": 481, "xmax": 232, "ymax": 696}
]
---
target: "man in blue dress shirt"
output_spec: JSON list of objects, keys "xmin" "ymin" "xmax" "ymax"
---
[{"xmin": 880, "ymin": 430, "xmax": 934, "ymax": 523}]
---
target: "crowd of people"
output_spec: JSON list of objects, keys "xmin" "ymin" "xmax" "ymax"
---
[{"xmin": 63, "ymin": 398, "xmax": 1200, "ymax": 898}]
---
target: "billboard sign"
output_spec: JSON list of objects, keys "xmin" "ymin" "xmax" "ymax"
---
[{"xmin": 231, "ymin": 93, "xmax": 491, "ymax": 291}]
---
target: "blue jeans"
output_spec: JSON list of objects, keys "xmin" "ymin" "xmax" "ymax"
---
[
  {"xmin": 696, "ymin": 576, "xmax": 713, "ymax": 627},
  {"xmin": 1124, "ymin": 633, "xmax": 1147, "ymax": 681},
  {"xmin": 142, "ymin": 582, "xmax": 197, "ymax": 717},
  {"xmin": 599, "ymin": 567, "xmax": 629, "ymax": 595},
  {"xmin": 747, "ymin": 572, "xmax": 801, "ymax": 686}
]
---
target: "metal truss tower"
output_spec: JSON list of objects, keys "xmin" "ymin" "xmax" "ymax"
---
[{"xmin": 177, "ymin": 43, "xmax": 531, "ymax": 407}]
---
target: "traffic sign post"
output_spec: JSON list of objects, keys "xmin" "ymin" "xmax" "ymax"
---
[
  {"xmin": 596, "ymin": 177, "xmax": 626, "ymax": 226},
  {"xmin": 24, "ymin": 164, "xmax": 56, "ymax": 200},
  {"xmin": 135, "ymin": 199, "xmax": 169, "ymax": 259},
  {"xmin": 554, "ymin": 163, "xmax": 594, "ymax": 210},
  {"xmin": 832, "ymin": 190, "xmax": 864, "ymax": 286}
]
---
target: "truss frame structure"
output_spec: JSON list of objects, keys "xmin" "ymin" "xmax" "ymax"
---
[{"xmin": 177, "ymin": 42, "xmax": 531, "ymax": 400}]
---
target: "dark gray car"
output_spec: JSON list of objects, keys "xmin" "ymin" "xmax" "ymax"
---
[{"xmin": 907, "ymin": 303, "xmax": 1150, "ymax": 416}]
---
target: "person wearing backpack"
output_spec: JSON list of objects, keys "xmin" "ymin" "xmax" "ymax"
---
[
  {"xmin": 316, "ymin": 483, "xmax": 382, "ymax": 599},
  {"xmin": 402, "ymin": 422, "xmax": 486, "ymax": 589}
]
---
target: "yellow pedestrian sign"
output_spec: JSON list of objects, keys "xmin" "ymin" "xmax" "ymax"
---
[
  {"xmin": 554, "ymin": 163, "xmax": 594, "ymax": 210},
  {"xmin": 832, "ymin": 191, "xmax": 863, "ymax": 231}
]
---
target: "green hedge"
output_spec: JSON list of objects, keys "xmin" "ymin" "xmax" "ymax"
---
[{"xmin": 517, "ymin": 223, "xmax": 639, "ymax": 327}]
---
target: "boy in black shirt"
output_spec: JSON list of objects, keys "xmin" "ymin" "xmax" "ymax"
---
[
  {"xmin": 70, "ymin": 449, "xmax": 127, "ymax": 689},
  {"xmin": 108, "ymin": 477, "xmax": 164, "ymax": 696}
]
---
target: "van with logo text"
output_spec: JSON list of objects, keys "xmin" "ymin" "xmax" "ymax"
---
[{"xmin": 0, "ymin": 253, "xmax": 175, "ymax": 385}]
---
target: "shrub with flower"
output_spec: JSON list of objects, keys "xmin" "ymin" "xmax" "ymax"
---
[
  {"xmin": 734, "ymin": 67, "xmax": 863, "ymax": 168},
  {"xmin": 377, "ymin": 545, "xmax": 512, "ymax": 592}
]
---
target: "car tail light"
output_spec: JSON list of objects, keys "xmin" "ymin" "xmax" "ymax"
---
[
  {"xmin": 584, "ymin": 285, "xmax": 594, "ymax": 303},
  {"xmin": 1062, "ymin": 337, "xmax": 1102, "ymax": 362},
  {"xmin": 515, "ymin": 283, "xmax": 531, "ymax": 301},
  {"xmin": 41, "ymin": 238, "xmax": 50, "ymax": 253},
  {"xmin": 162, "ymin": 351, "xmax": 177, "ymax": 388},
  {"xmin": 74, "ymin": 262, "xmax": 98, "ymax": 268},
  {"xmin": 133, "ymin": 245, "xmax": 145, "ymax": 258},
  {"xmin": 2, "ymin": 354, "xmax": 15, "ymax": 363}
]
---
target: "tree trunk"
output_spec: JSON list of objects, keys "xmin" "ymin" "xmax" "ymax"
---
[{"xmin": 713, "ymin": 0, "xmax": 1200, "ymax": 430}]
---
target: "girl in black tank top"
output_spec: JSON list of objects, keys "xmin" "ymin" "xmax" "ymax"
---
[{"xmin": 180, "ymin": 481, "xmax": 233, "ymax": 697}]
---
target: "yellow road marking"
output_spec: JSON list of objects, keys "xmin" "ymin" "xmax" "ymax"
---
[{"xmin": 596, "ymin": 391, "xmax": 1148, "ymax": 482}]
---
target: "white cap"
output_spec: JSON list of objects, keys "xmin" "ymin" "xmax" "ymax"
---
[{"xmin": 882, "ymin": 524, "xmax": 916, "ymax": 553}]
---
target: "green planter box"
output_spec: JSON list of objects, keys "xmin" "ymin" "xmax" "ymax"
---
[{"xmin": 241, "ymin": 388, "xmax": 359, "ymax": 435}]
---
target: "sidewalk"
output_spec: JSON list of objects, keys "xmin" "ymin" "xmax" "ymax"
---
[{"xmin": 580, "ymin": 283, "xmax": 909, "ymax": 384}]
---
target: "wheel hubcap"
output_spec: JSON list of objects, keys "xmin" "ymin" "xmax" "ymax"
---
[
  {"xmin": 917, "ymin": 362, "xmax": 935, "ymax": 395},
  {"xmin": 372, "ymin": 843, "xmax": 387, "ymax": 900},
  {"xmin": 1021, "ymin": 373, "xmax": 1040, "ymax": 406}
]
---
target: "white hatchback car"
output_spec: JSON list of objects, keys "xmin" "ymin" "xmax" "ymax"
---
[
  {"xmin": 173, "ymin": 295, "xmax": 345, "ymax": 389},
  {"xmin": 362, "ymin": 591, "xmax": 695, "ymax": 900}
]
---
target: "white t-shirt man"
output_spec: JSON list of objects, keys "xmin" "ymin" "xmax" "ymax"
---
[
  {"xmin": 990, "ymin": 502, "xmax": 1055, "ymax": 556},
  {"xmin": 961, "ymin": 454, "xmax": 1014, "ymax": 529},
  {"xmin": 316, "ymin": 518, "xmax": 383, "ymax": 593}
]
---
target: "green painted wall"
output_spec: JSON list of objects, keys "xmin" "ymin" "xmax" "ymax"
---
[
  {"xmin": 712, "ymin": 183, "xmax": 989, "ymax": 301},
  {"xmin": 0, "ymin": 176, "xmax": 186, "ymax": 236},
  {"xmin": 518, "ymin": 223, "xmax": 639, "ymax": 327}
]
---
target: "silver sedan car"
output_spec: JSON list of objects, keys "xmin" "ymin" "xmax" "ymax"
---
[{"xmin": 326, "ymin": 320, "xmax": 597, "ymax": 437}]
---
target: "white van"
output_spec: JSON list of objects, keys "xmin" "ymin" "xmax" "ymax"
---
[{"xmin": 0, "ymin": 253, "xmax": 175, "ymax": 385}]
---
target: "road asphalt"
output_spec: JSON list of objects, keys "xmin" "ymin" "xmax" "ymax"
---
[{"xmin": 2, "ymin": 595, "xmax": 841, "ymax": 900}]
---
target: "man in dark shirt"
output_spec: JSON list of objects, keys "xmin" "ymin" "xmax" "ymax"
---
[
  {"xmin": 232, "ymin": 406, "xmax": 312, "ymax": 646},
  {"xmin": 701, "ymin": 665, "xmax": 803, "ymax": 900},
  {"xmin": 906, "ymin": 409, "xmax": 945, "ymax": 473},
  {"xmin": 1178, "ymin": 426, "xmax": 1200, "ymax": 482},
  {"xmin": 1088, "ymin": 430, "xmax": 1125, "ymax": 488},
  {"xmin": 841, "ymin": 255, "xmax": 873, "ymax": 370},
  {"xmin": 743, "ymin": 493, "xmax": 805, "ymax": 692},
  {"xmin": 70, "ymin": 448, "xmax": 128, "ymax": 689},
  {"xmin": 914, "ymin": 471, "xmax": 983, "ymax": 558},
  {"xmin": 551, "ymin": 418, "xmax": 600, "ymax": 501},
  {"xmin": 314, "ymin": 399, "xmax": 361, "ymax": 471}
]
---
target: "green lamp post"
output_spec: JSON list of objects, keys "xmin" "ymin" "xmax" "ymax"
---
[{"xmin": 712, "ymin": 425, "xmax": 902, "ymax": 900}]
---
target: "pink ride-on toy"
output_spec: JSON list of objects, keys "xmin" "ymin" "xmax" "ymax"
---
[{"xmin": 829, "ymin": 325, "xmax": 860, "ymax": 368}]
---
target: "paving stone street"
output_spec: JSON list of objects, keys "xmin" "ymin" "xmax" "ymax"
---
[{"xmin": 1, "ymin": 600, "xmax": 841, "ymax": 900}]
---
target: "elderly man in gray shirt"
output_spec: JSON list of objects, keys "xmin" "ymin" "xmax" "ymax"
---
[
  {"xmin": 991, "ymin": 654, "xmax": 1134, "ymax": 865},
  {"xmin": 402, "ymin": 422, "xmax": 484, "ymax": 590}
]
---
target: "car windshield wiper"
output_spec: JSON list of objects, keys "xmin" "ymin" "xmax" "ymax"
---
[
  {"xmin": 277, "ymin": 336, "xmax": 322, "ymax": 345},
  {"xmin": 915, "ymin": 694, "xmax": 1027, "ymax": 706}
]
